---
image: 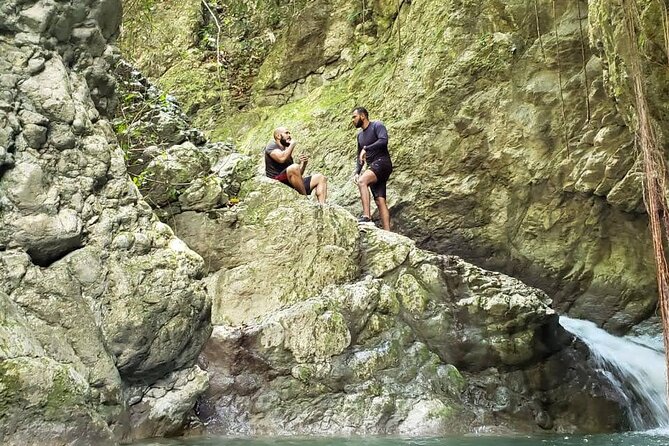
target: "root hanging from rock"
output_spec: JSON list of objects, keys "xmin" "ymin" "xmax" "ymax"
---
[{"xmin": 622, "ymin": 0, "xmax": 669, "ymax": 403}]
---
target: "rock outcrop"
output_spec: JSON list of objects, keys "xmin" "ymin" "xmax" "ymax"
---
[
  {"xmin": 119, "ymin": 69, "xmax": 630, "ymax": 435},
  {"xmin": 120, "ymin": 0, "xmax": 665, "ymax": 333},
  {"xmin": 0, "ymin": 1, "xmax": 211, "ymax": 444},
  {"xmin": 0, "ymin": 0, "xmax": 660, "ymax": 441},
  {"xmin": 198, "ymin": 228, "xmax": 628, "ymax": 435}
]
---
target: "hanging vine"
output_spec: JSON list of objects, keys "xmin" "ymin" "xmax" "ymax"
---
[
  {"xmin": 552, "ymin": 0, "xmax": 570, "ymax": 157},
  {"xmin": 577, "ymin": 0, "xmax": 591, "ymax": 123},
  {"xmin": 202, "ymin": 0, "xmax": 223, "ymax": 67},
  {"xmin": 622, "ymin": 0, "xmax": 669, "ymax": 401},
  {"xmin": 661, "ymin": 0, "xmax": 669, "ymax": 65}
]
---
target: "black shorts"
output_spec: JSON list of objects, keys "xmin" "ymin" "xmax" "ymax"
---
[
  {"xmin": 274, "ymin": 169, "xmax": 312, "ymax": 195},
  {"xmin": 368, "ymin": 157, "xmax": 392, "ymax": 199}
]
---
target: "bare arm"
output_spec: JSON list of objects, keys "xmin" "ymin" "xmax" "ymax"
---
[
  {"xmin": 354, "ymin": 140, "xmax": 364, "ymax": 175},
  {"xmin": 269, "ymin": 141, "xmax": 297, "ymax": 164},
  {"xmin": 298, "ymin": 153, "xmax": 308, "ymax": 174}
]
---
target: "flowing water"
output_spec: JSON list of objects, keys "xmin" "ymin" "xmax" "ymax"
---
[
  {"xmin": 132, "ymin": 317, "xmax": 669, "ymax": 446},
  {"xmin": 559, "ymin": 316, "xmax": 669, "ymax": 430}
]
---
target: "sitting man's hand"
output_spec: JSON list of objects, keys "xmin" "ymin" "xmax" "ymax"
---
[
  {"xmin": 298, "ymin": 153, "xmax": 309, "ymax": 164},
  {"xmin": 352, "ymin": 173, "xmax": 359, "ymax": 184}
]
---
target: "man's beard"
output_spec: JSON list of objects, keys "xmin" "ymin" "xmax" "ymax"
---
[
  {"xmin": 280, "ymin": 137, "xmax": 290, "ymax": 147},
  {"xmin": 354, "ymin": 120, "xmax": 363, "ymax": 128}
]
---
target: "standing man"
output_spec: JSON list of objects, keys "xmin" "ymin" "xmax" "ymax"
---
[
  {"xmin": 352, "ymin": 107, "xmax": 393, "ymax": 231},
  {"xmin": 264, "ymin": 127, "xmax": 328, "ymax": 204}
]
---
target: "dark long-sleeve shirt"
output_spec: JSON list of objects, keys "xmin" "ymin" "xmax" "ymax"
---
[{"xmin": 355, "ymin": 121, "xmax": 390, "ymax": 174}]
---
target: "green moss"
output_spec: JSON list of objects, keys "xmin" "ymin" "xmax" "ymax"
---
[
  {"xmin": 396, "ymin": 273, "xmax": 429, "ymax": 314},
  {"xmin": 160, "ymin": 59, "xmax": 231, "ymax": 117},
  {"xmin": 365, "ymin": 380, "xmax": 383, "ymax": 397},
  {"xmin": 119, "ymin": 0, "xmax": 201, "ymax": 79},
  {"xmin": 445, "ymin": 365, "xmax": 466, "ymax": 391},
  {"xmin": 313, "ymin": 310, "xmax": 350, "ymax": 358},
  {"xmin": 44, "ymin": 368, "xmax": 85, "ymax": 421},
  {"xmin": 0, "ymin": 359, "xmax": 88, "ymax": 423},
  {"xmin": 490, "ymin": 331, "xmax": 535, "ymax": 366},
  {"xmin": 377, "ymin": 286, "xmax": 400, "ymax": 315},
  {"xmin": 427, "ymin": 404, "xmax": 456, "ymax": 421},
  {"xmin": 291, "ymin": 364, "xmax": 316, "ymax": 383},
  {"xmin": 353, "ymin": 337, "xmax": 404, "ymax": 380}
]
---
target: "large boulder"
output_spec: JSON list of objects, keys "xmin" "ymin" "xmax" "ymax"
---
[
  {"xmin": 198, "ymin": 228, "xmax": 628, "ymax": 435},
  {"xmin": 174, "ymin": 178, "xmax": 360, "ymax": 326},
  {"xmin": 0, "ymin": 1, "xmax": 212, "ymax": 443}
]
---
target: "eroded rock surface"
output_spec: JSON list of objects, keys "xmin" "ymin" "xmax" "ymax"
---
[
  {"xmin": 0, "ymin": 1, "xmax": 211, "ymax": 444},
  {"xmin": 197, "ymin": 228, "xmax": 628, "ymax": 435},
  {"xmin": 120, "ymin": 0, "xmax": 664, "ymax": 333},
  {"xmin": 115, "ymin": 70, "xmax": 630, "ymax": 435}
]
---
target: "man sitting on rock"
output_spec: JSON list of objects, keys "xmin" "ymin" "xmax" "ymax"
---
[{"xmin": 264, "ymin": 127, "xmax": 328, "ymax": 204}]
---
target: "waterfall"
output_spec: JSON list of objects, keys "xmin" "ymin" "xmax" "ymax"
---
[{"xmin": 559, "ymin": 316, "xmax": 669, "ymax": 430}]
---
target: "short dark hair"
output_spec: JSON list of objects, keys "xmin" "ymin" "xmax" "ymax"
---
[{"xmin": 352, "ymin": 107, "xmax": 368, "ymax": 118}]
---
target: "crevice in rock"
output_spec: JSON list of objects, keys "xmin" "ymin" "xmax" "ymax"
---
[
  {"xmin": 27, "ymin": 240, "xmax": 84, "ymax": 267},
  {"xmin": 278, "ymin": 56, "xmax": 348, "ymax": 104},
  {"xmin": 0, "ymin": 159, "xmax": 16, "ymax": 179}
]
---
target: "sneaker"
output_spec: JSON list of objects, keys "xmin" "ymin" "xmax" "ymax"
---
[{"xmin": 357, "ymin": 215, "xmax": 373, "ymax": 224}]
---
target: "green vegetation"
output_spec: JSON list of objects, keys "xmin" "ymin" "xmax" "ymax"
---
[{"xmin": 197, "ymin": 0, "xmax": 308, "ymax": 105}]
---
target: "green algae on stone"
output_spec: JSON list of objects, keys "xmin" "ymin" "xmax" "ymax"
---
[{"xmin": 396, "ymin": 272, "xmax": 430, "ymax": 315}]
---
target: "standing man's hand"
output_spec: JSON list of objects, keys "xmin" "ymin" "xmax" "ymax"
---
[{"xmin": 359, "ymin": 148, "xmax": 367, "ymax": 164}]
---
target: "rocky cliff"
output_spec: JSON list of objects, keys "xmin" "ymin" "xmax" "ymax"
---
[
  {"xmin": 0, "ymin": 1, "xmax": 212, "ymax": 444},
  {"xmin": 115, "ymin": 66, "xmax": 631, "ymax": 435},
  {"xmin": 0, "ymin": 0, "xmax": 665, "ymax": 442},
  {"xmin": 120, "ymin": 0, "xmax": 669, "ymax": 334}
]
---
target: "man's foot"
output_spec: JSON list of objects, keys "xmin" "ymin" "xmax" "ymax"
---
[{"xmin": 357, "ymin": 215, "xmax": 373, "ymax": 224}]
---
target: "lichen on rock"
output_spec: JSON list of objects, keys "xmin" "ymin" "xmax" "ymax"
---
[
  {"xmin": 122, "ymin": 0, "xmax": 663, "ymax": 333},
  {"xmin": 0, "ymin": 0, "xmax": 212, "ymax": 443}
]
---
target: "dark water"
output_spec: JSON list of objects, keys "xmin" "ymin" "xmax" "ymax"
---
[{"xmin": 132, "ymin": 431, "xmax": 669, "ymax": 446}]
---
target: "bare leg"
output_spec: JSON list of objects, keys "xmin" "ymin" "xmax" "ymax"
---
[
  {"xmin": 310, "ymin": 173, "xmax": 327, "ymax": 204},
  {"xmin": 357, "ymin": 170, "xmax": 378, "ymax": 219},
  {"xmin": 286, "ymin": 164, "xmax": 307, "ymax": 195},
  {"xmin": 375, "ymin": 197, "xmax": 390, "ymax": 231}
]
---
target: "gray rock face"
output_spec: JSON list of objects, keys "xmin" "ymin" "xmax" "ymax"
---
[
  {"xmin": 0, "ymin": 1, "xmax": 211, "ymax": 444},
  {"xmin": 121, "ymin": 0, "xmax": 665, "ymax": 333},
  {"xmin": 197, "ymin": 228, "xmax": 628, "ymax": 435},
  {"xmin": 113, "ymin": 50, "xmax": 633, "ymax": 437}
]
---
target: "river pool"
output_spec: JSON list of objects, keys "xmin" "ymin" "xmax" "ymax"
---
[{"xmin": 132, "ymin": 430, "xmax": 669, "ymax": 446}]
